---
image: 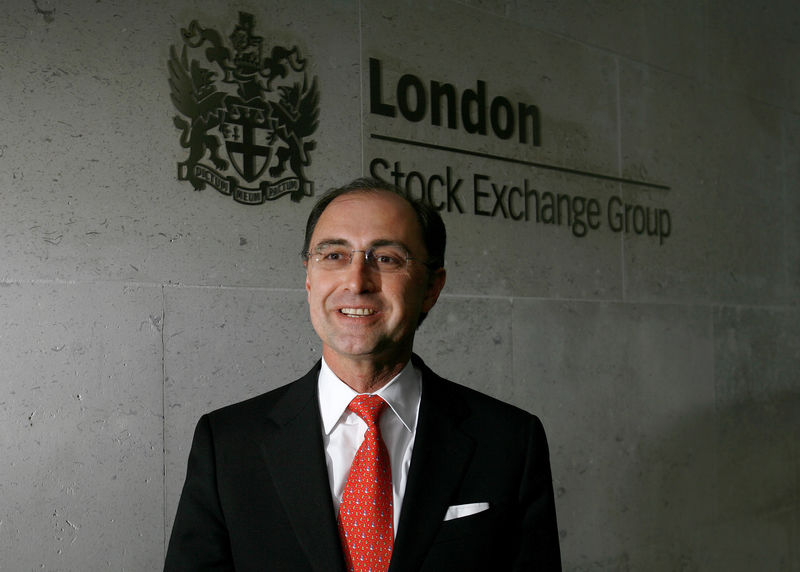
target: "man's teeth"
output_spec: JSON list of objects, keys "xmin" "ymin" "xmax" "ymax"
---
[{"xmin": 340, "ymin": 308, "xmax": 376, "ymax": 316}]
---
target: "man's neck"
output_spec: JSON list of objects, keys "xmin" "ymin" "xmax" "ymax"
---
[{"xmin": 322, "ymin": 350, "xmax": 411, "ymax": 394}]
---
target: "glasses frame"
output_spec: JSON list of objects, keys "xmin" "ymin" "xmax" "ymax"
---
[{"xmin": 304, "ymin": 244, "xmax": 424, "ymax": 273}]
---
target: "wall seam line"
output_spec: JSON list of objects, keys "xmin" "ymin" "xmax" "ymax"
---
[
  {"xmin": 161, "ymin": 283, "xmax": 168, "ymax": 559},
  {"xmin": 615, "ymin": 54, "xmax": 627, "ymax": 303}
]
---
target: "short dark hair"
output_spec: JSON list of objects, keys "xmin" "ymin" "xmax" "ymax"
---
[{"xmin": 302, "ymin": 177, "xmax": 446, "ymax": 271}]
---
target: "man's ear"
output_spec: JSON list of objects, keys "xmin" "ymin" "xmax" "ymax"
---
[{"xmin": 422, "ymin": 268, "xmax": 446, "ymax": 313}]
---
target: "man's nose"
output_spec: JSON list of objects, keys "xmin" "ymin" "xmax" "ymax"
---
[{"xmin": 344, "ymin": 251, "xmax": 378, "ymax": 292}]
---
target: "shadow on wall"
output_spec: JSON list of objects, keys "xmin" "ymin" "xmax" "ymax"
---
[{"xmin": 621, "ymin": 392, "xmax": 800, "ymax": 571}]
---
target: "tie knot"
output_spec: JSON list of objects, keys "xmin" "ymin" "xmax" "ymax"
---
[{"xmin": 348, "ymin": 395, "xmax": 388, "ymax": 426}]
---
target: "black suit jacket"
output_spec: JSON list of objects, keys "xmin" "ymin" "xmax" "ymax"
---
[{"xmin": 165, "ymin": 356, "xmax": 561, "ymax": 571}]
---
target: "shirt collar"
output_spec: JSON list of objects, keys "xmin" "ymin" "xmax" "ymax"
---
[{"xmin": 317, "ymin": 357, "xmax": 421, "ymax": 435}]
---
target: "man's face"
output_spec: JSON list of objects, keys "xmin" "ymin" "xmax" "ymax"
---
[{"xmin": 305, "ymin": 190, "xmax": 445, "ymax": 368}]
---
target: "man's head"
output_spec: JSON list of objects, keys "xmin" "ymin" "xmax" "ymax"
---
[
  {"xmin": 302, "ymin": 178, "xmax": 446, "ymax": 273},
  {"xmin": 302, "ymin": 178, "xmax": 447, "ymax": 370}
]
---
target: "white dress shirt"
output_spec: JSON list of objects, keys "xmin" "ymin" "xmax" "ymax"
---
[{"xmin": 317, "ymin": 357, "xmax": 422, "ymax": 535}]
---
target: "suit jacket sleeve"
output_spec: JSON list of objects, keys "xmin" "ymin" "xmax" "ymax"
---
[
  {"xmin": 513, "ymin": 414, "xmax": 561, "ymax": 571},
  {"xmin": 165, "ymin": 414, "xmax": 234, "ymax": 571}
]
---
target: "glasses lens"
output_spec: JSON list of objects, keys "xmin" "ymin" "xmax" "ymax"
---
[
  {"xmin": 369, "ymin": 247, "xmax": 408, "ymax": 273},
  {"xmin": 312, "ymin": 245, "xmax": 351, "ymax": 269}
]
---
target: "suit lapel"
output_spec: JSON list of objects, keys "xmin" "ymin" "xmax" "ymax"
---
[
  {"xmin": 259, "ymin": 364, "xmax": 347, "ymax": 572},
  {"xmin": 389, "ymin": 358, "xmax": 476, "ymax": 572}
]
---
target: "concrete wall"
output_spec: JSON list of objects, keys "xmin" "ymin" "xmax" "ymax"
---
[{"xmin": 1, "ymin": 0, "xmax": 797, "ymax": 570}]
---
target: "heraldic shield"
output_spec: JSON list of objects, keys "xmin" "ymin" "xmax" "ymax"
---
[
  {"xmin": 221, "ymin": 99, "xmax": 273, "ymax": 184},
  {"xmin": 168, "ymin": 11, "xmax": 319, "ymax": 204}
]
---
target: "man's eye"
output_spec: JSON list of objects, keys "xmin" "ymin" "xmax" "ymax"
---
[
  {"xmin": 373, "ymin": 251, "xmax": 404, "ymax": 267},
  {"xmin": 315, "ymin": 247, "xmax": 349, "ymax": 263}
]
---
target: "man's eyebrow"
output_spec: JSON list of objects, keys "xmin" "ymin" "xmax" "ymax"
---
[
  {"xmin": 311, "ymin": 238, "xmax": 350, "ymax": 249},
  {"xmin": 312, "ymin": 238, "xmax": 411, "ymax": 250},
  {"xmin": 370, "ymin": 239, "xmax": 410, "ymax": 250}
]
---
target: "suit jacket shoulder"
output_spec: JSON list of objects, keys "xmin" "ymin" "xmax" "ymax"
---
[{"xmin": 204, "ymin": 361, "xmax": 321, "ymax": 432}]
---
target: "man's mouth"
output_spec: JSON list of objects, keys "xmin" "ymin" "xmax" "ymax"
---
[{"xmin": 339, "ymin": 308, "xmax": 377, "ymax": 317}]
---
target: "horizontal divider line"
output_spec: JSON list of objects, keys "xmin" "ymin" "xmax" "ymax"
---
[{"xmin": 370, "ymin": 133, "xmax": 670, "ymax": 191}]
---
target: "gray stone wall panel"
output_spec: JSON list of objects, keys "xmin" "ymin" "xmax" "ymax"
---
[
  {"xmin": 0, "ymin": 282, "xmax": 164, "ymax": 570},
  {"xmin": 511, "ymin": 299, "xmax": 717, "ymax": 570},
  {"xmin": 620, "ymin": 62, "xmax": 788, "ymax": 305}
]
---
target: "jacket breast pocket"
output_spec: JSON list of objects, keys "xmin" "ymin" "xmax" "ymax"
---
[
  {"xmin": 433, "ymin": 502, "xmax": 506, "ymax": 545},
  {"xmin": 422, "ymin": 503, "xmax": 516, "ymax": 571}
]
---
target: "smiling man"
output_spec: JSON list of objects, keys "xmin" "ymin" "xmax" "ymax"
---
[{"xmin": 165, "ymin": 177, "xmax": 561, "ymax": 571}]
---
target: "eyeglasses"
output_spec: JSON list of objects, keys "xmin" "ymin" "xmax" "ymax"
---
[{"xmin": 305, "ymin": 244, "xmax": 420, "ymax": 273}]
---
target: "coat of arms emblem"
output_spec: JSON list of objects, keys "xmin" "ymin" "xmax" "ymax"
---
[{"xmin": 168, "ymin": 12, "xmax": 319, "ymax": 204}]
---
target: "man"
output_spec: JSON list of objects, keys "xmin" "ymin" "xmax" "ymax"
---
[{"xmin": 165, "ymin": 177, "xmax": 561, "ymax": 571}]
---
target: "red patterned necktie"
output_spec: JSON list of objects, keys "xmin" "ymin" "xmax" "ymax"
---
[{"xmin": 338, "ymin": 395, "xmax": 394, "ymax": 572}]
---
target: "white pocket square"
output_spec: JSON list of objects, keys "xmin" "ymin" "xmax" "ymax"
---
[{"xmin": 443, "ymin": 502, "xmax": 490, "ymax": 521}]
